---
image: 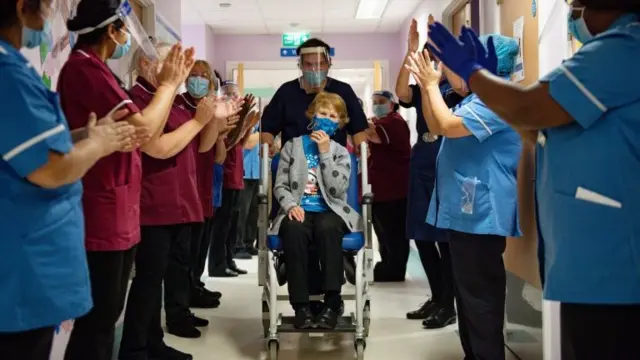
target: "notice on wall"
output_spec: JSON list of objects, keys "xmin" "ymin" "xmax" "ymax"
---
[{"xmin": 513, "ymin": 16, "xmax": 525, "ymax": 82}]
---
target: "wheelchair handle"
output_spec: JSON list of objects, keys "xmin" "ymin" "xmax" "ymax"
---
[
  {"xmin": 359, "ymin": 142, "xmax": 371, "ymax": 194},
  {"xmin": 260, "ymin": 142, "xmax": 270, "ymax": 195}
]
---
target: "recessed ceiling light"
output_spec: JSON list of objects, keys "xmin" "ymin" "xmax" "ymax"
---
[{"xmin": 219, "ymin": 2, "xmax": 232, "ymax": 8}]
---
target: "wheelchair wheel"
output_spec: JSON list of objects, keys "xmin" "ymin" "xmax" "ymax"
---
[
  {"xmin": 355, "ymin": 339, "xmax": 366, "ymax": 360},
  {"xmin": 268, "ymin": 340, "xmax": 279, "ymax": 360}
]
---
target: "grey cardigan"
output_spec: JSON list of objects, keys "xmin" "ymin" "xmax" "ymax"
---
[{"xmin": 269, "ymin": 137, "xmax": 363, "ymax": 235}]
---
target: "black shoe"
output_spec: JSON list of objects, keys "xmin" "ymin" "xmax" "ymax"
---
[
  {"xmin": 149, "ymin": 344, "xmax": 193, "ymax": 360},
  {"xmin": 229, "ymin": 265, "xmax": 248, "ymax": 275},
  {"xmin": 209, "ymin": 268, "xmax": 238, "ymax": 277},
  {"xmin": 247, "ymin": 247, "xmax": 259, "ymax": 256},
  {"xmin": 234, "ymin": 251, "xmax": 252, "ymax": 260},
  {"xmin": 294, "ymin": 307, "xmax": 315, "ymax": 329},
  {"xmin": 190, "ymin": 290, "xmax": 221, "ymax": 309},
  {"xmin": 166, "ymin": 321, "xmax": 201, "ymax": 339},
  {"xmin": 316, "ymin": 307, "xmax": 339, "ymax": 329},
  {"xmin": 190, "ymin": 313, "xmax": 209, "ymax": 327},
  {"xmin": 200, "ymin": 287, "xmax": 222, "ymax": 300},
  {"xmin": 310, "ymin": 301, "xmax": 324, "ymax": 316},
  {"xmin": 406, "ymin": 298, "xmax": 438, "ymax": 320},
  {"xmin": 422, "ymin": 308, "xmax": 456, "ymax": 329}
]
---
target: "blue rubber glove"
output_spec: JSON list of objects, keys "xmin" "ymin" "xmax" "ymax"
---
[
  {"xmin": 460, "ymin": 26, "xmax": 498, "ymax": 76},
  {"xmin": 427, "ymin": 22, "xmax": 484, "ymax": 84}
]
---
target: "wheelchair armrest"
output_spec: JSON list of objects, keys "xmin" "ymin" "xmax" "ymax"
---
[{"xmin": 362, "ymin": 193, "xmax": 374, "ymax": 205}]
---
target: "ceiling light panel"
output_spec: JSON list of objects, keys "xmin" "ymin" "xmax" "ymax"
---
[{"xmin": 355, "ymin": 0, "xmax": 390, "ymax": 20}]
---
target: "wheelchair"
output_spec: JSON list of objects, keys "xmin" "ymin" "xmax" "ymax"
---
[{"xmin": 257, "ymin": 142, "xmax": 375, "ymax": 360}]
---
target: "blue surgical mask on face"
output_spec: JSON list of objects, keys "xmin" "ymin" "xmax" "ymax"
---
[
  {"xmin": 303, "ymin": 70, "xmax": 328, "ymax": 87},
  {"xmin": 111, "ymin": 31, "xmax": 132, "ymax": 60},
  {"xmin": 311, "ymin": 115, "xmax": 340, "ymax": 136},
  {"xmin": 187, "ymin": 76, "xmax": 210, "ymax": 98},
  {"xmin": 372, "ymin": 104, "xmax": 390, "ymax": 118},
  {"xmin": 567, "ymin": 8, "xmax": 593, "ymax": 44},
  {"xmin": 22, "ymin": 19, "xmax": 51, "ymax": 49}
]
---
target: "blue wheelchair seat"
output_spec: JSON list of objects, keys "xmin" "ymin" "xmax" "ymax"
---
[{"xmin": 267, "ymin": 152, "xmax": 364, "ymax": 252}]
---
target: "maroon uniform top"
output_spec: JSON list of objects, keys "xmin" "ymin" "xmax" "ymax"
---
[
  {"xmin": 130, "ymin": 77, "xmax": 203, "ymax": 226},
  {"xmin": 368, "ymin": 111, "xmax": 411, "ymax": 202},
  {"xmin": 57, "ymin": 47, "xmax": 141, "ymax": 251}
]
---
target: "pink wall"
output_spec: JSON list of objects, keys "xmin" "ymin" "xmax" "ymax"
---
[{"xmin": 211, "ymin": 33, "xmax": 403, "ymax": 85}]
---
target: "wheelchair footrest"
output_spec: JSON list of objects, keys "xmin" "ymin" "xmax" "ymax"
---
[{"xmin": 278, "ymin": 316, "xmax": 356, "ymax": 333}]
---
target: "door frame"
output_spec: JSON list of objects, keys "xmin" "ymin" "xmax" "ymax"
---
[{"xmin": 442, "ymin": 0, "xmax": 480, "ymax": 34}]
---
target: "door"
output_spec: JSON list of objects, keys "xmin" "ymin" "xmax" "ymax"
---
[{"xmin": 451, "ymin": 1, "xmax": 471, "ymax": 36}]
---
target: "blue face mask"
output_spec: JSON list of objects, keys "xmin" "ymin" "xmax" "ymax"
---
[
  {"xmin": 22, "ymin": 20, "xmax": 51, "ymax": 49},
  {"xmin": 187, "ymin": 76, "xmax": 210, "ymax": 98},
  {"xmin": 311, "ymin": 115, "xmax": 340, "ymax": 137},
  {"xmin": 567, "ymin": 8, "xmax": 593, "ymax": 44},
  {"xmin": 303, "ymin": 70, "xmax": 328, "ymax": 87},
  {"xmin": 111, "ymin": 31, "xmax": 132, "ymax": 60},
  {"xmin": 372, "ymin": 104, "xmax": 390, "ymax": 118}
]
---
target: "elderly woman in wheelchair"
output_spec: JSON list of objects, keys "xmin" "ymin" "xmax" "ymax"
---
[{"xmin": 270, "ymin": 92, "xmax": 363, "ymax": 330}]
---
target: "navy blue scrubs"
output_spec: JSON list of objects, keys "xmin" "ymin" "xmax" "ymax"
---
[
  {"xmin": 400, "ymin": 81, "xmax": 464, "ymax": 242},
  {"xmin": 261, "ymin": 77, "xmax": 368, "ymax": 147}
]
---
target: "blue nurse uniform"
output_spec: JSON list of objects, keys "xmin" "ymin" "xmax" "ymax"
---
[
  {"xmin": 537, "ymin": 14, "xmax": 640, "ymax": 305},
  {"xmin": 426, "ymin": 93, "xmax": 521, "ymax": 360},
  {"xmin": 427, "ymin": 93, "xmax": 522, "ymax": 237},
  {"xmin": 0, "ymin": 40, "xmax": 92, "ymax": 333}
]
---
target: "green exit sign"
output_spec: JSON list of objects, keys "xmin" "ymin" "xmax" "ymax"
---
[{"xmin": 282, "ymin": 32, "xmax": 311, "ymax": 48}]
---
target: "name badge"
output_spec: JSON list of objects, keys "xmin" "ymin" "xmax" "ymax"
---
[
  {"xmin": 422, "ymin": 133, "xmax": 439, "ymax": 143},
  {"xmin": 537, "ymin": 131, "xmax": 546, "ymax": 147}
]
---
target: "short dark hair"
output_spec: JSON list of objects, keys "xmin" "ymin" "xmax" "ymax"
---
[
  {"xmin": 0, "ymin": 0, "xmax": 43, "ymax": 29},
  {"xmin": 296, "ymin": 38, "xmax": 331, "ymax": 56}
]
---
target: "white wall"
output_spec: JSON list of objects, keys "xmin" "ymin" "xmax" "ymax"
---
[
  {"xmin": 480, "ymin": 0, "xmax": 500, "ymax": 34},
  {"xmin": 537, "ymin": 0, "xmax": 570, "ymax": 359}
]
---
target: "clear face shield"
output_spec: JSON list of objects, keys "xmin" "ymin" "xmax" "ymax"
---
[
  {"xmin": 220, "ymin": 82, "xmax": 241, "ymax": 101},
  {"xmin": 298, "ymin": 46, "xmax": 331, "ymax": 91},
  {"xmin": 70, "ymin": 0, "xmax": 158, "ymax": 60}
]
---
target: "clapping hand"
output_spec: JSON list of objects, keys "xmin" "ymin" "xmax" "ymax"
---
[
  {"xmin": 96, "ymin": 109, "xmax": 151, "ymax": 151},
  {"xmin": 310, "ymin": 130, "xmax": 330, "ymax": 154},
  {"xmin": 88, "ymin": 111, "xmax": 137, "ymax": 156},
  {"xmin": 427, "ymin": 22, "xmax": 488, "ymax": 83},
  {"xmin": 288, "ymin": 206, "xmax": 305, "ymax": 222},
  {"xmin": 156, "ymin": 44, "xmax": 196, "ymax": 88},
  {"xmin": 408, "ymin": 19, "xmax": 419, "ymax": 53},
  {"xmin": 404, "ymin": 50, "xmax": 442, "ymax": 88}
]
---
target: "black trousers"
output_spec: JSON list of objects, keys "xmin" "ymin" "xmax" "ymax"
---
[
  {"xmin": 119, "ymin": 224, "xmax": 192, "ymax": 360},
  {"xmin": 0, "ymin": 326, "xmax": 55, "ymax": 360},
  {"xmin": 415, "ymin": 240, "xmax": 455, "ymax": 311},
  {"xmin": 561, "ymin": 303, "xmax": 640, "ymax": 360},
  {"xmin": 191, "ymin": 217, "xmax": 214, "ymax": 288},
  {"xmin": 279, "ymin": 212, "xmax": 347, "ymax": 309},
  {"xmin": 372, "ymin": 198, "xmax": 410, "ymax": 278},
  {"xmin": 237, "ymin": 179, "xmax": 260, "ymax": 250},
  {"xmin": 448, "ymin": 230, "xmax": 506, "ymax": 360},
  {"xmin": 65, "ymin": 247, "xmax": 136, "ymax": 360},
  {"xmin": 208, "ymin": 188, "xmax": 242, "ymax": 273}
]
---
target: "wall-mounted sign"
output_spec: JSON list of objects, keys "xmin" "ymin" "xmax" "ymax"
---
[{"xmin": 282, "ymin": 32, "xmax": 311, "ymax": 48}]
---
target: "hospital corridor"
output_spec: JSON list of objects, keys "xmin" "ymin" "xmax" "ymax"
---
[{"xmin": 1, "ymin": 0, "xmax": 639, "ymax": 359}]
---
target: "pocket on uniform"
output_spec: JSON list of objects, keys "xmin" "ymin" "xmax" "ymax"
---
[
  {"xmin": 140, "ymin": 167, "xmax": 179, "ymax": 213},
  {"xmin": 454, "ymin": 171, "xmax": 491, "ymax": 217}
]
